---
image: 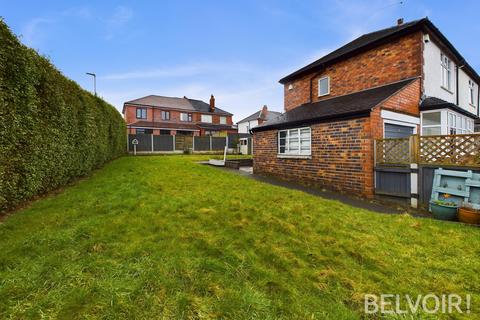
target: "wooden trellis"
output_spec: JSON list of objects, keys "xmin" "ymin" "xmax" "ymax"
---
[
  {"xmin": 375, "ymin": 133, "xmax": 480, "ymax": 167},
  {"xmin": 375, "ymin": 137, "xmax": 412, "ymax": 165},
  {"xmin": 419, "ymin": 134, "xmax": 480, "ymax": 166}
]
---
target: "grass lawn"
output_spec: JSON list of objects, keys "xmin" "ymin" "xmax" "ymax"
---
[{"xmin": 0, "ymin": 155, "xmax": 479, "ymax": 319}]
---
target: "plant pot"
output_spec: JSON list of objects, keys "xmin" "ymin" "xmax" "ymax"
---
[
  {"xmin": 458, "ymin": 207, "xmax": 480, "ymax": 225},
  {"xmin": 430, "ymin": 202, "xmax": 458, "ymax": 221}
]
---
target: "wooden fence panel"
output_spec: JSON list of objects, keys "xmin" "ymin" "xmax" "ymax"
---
[
  {"xmin": 375, "ymin": 137, "xmax": 411, "ymax": 165},
  {"xmin": 419, "ymin": 134, "xmax": 480, "ymax": 166}
]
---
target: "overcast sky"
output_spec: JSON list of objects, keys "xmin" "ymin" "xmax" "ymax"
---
[{"xmin": 2, "ymin": 0, "xmax": 480, "ymax": 122}]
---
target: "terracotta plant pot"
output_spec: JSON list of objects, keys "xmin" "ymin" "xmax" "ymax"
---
[
  {"xmin": 458, "ymin": 207, "xmax": 480, "ymax": 225},
  {"xmin": 430, "ymin": 202, "xmax": 458, "ymax": 221}
]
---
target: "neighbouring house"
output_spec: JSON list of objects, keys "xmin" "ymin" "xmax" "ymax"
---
[
  {"xmin": 237, "ymin": 105, "xmax": 282, "ymax": 133},
  {"xmin": 236, "ymin": 105, "xmax": 282, "ymax": 154},
  {"xmin": 123, "ymin": 95, "xmax": 236, "ymax": 136},
  {"xmin": 252, "ymin": 18, "xmax": 480, "ymax": 197}
]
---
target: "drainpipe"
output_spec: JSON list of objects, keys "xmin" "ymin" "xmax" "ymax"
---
[
  {"xmin": 478, "ymin": 81, "xmax": 480, "ymax": 117},
  {"xmin": 456, "ymin": 65, "xmax": 460, "ymax": 106}
]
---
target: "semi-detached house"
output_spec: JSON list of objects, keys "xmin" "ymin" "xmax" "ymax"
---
[{"xmin": 252, "ymin": 18, "xmax": 480, "ymax": 197}]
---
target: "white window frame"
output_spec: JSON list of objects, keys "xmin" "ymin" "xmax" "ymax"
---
[
  {"xmin": 469, "ymin": 79, "xmax": 475, "ymax": 106},
  {"xmin": 421, "ymin": 110, "xmax": 442, "ymax": 136},
  {"xmin": 219, "ymin": 116, "xmax": 227, "ymax": 124},
  {"xmin": 440, "ymin": 53, "xmax": 452, "ymax": 92},
  {"xmin": 201, "ymin": 114, "xmax": 212, "ymax": 123},
  {"xmin": 318, "ymin": 76, "xmax": 330, "ymax": 97},
  {"xmin": 180, "ymin": 113, "xmax": 192, "ymax": 122},
  {"xmin": 278, "ymin": 127, "xmax": 311, "ymax": 158}
]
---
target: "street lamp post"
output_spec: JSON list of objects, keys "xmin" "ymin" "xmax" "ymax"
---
[{"xmin": 86, "ymin": 72, "xmax": 96, "ymax": 96}]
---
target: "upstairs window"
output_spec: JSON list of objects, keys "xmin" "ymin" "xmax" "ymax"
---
[
  {"xmin": 180, "ymin": 113, "xmax": 192, "ymax": 122},
  {"xmin": 278, "ymin": 127, "xmax": 311, "ymax": 156},
  {"xmin": 469, "ymin": 80, "xmax": 475, "ymax": 106},
  {"xmin": 441, "ymin": 53, "xmax": 452, "ymax": 91},
  {"xmin": 201, "ymin": 114, "xmax": 212, "ymax": 123},
  {"xmin": 161, "ymin": 111, "xmax": 170, "ymax": 120},
  {"xmin": 219, "ymin": 116, "xmax": 227, "ymax": 124},
  {"xmin": 318, "ymin": 76, "xmax": 330, "ymax": 96},
  {"xmin": 136, "ymin": 108, "xmax": 147, "ymax": 119}
]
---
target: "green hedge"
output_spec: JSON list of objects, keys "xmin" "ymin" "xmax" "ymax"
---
[{"xmin": 0, "ymin": 19, "xmax": 126, "ymax": 213}]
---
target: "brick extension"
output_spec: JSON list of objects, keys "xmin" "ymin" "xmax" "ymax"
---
[{"xmin": 253, "ymin": 79, "xmax": 421, "ymax": 197}]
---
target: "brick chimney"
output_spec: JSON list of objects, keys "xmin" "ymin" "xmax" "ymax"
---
[
  {"xmin": 260, "ymin": 105, "xmax": 268, "ymax": 119},
  {"xmin": 209, "ymin": 94, "xmax": 215, "ymax": 112},
  {"xmin": 397, "ymin": 18, "xmax": 404, "ymax": 26}
]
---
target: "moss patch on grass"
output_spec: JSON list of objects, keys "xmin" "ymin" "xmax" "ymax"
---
[{"xmin": 0, "ymin": 155, "xmax": 478, "ymax": 319}]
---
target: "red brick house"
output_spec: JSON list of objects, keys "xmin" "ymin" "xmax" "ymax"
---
[
  {"xmin": 123, "ymin": 95, "xmax": 236, "ymax": 136},
  {"xmin": 252, "ymin": 18, "xmax": 480, "ymax": 197}
]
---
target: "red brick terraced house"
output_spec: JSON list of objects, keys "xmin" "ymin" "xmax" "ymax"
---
[
  {"xmin": 123, "ymin": 95, "xmax": 236, "ymax": 136},
  {"xmin": 252, "ymin": 18, "xmax": 480, "ymax": 198}
]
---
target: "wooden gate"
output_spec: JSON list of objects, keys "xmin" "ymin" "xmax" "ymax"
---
[{"xmin": 175, "ymin": 136, "xmax": 193, "ymax": 151}]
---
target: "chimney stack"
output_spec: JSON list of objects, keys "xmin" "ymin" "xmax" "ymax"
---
[
  {"xmin": 261, "ymin": 105, "xmax": 268, "ymax": 118},
  {"xmin": 209, "ymin": 94, "xmax": 215, "ymax": 112},
  {"xmin": 397, "ymin": 18, "xmax": 404, "ymax": 26}
]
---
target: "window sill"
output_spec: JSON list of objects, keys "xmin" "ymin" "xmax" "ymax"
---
[
  {"xmin": 441, "ymin": 86, "xmax": 454, "ymax": 95},
  {"xmin": 318, "ymin": 93, "xmax": 330, "ymax": 97},
  {"xmin": 277, "ymin": 154, "xmax": 311, "ymax": 159}
]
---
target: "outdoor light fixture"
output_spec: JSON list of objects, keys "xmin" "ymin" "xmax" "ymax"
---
[{"xmin": 86, "ymin": 72, "xmax": 96, "ymax": 96}]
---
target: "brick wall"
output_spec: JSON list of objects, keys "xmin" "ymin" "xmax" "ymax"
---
[
  {"xmin": 253, "ymin": 79, "xmax": 421, "ymax": 197},
  {"xmin": 283, "ymin": 32, "xmax": 423, "ymax": 111},
  {"xmin": 253, "ymin": 117, "xmax": 374, "ymax": 197},
  {"xmin": 370, "ymin": 78, "xmax": 421, "ymax": 139},
  {"xmin": 124, "ymin": 105, "xmax": 233, "ymax": 126}
]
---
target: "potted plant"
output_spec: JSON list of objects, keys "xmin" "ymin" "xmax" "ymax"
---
[
  {"xmin": 430, "ymin": 194, "xmax": 458, "ymax": 221},
  {"xmin": 458, "ymin": 203, "xmax": 480, "ymax": 225}
]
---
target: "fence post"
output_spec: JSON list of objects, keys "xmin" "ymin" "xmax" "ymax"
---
[
  {"xmin": 173, "ymin": 135, "xmax": 175, "ymax": 152},
  {"xmin": 409, "ymin": 134, "xmax": 420, "ymax": 209},
  {"xmin": 225, "ymin": 135, "xmax": 229, "ymax": 153},
  {"xmin": 151, "ymin": 134, "xmax": 154, "ymax": 152},
  {"xmin": 193, "ymin": 136, "xmax": 196, "ymax": 152},
  {"xmin": 209, "ymin": 136, "xmax": 212, "ymax": 151}
]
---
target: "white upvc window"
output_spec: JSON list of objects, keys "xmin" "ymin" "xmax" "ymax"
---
[
  {"xmin": 180, "ymin": 113, "xmax": 191, "ymax": 121},
  {"xmin": 219, "ymin": 116, "xmax": 227, "ymax": 124},
  {"xmin": 447, "ymin": 111, "xmax": 474, "ymax": 135},
  {"xmin": 469, "ymin": 79, "xmax": 475, "ymax": 106},
  {"xmin": 201, "ymin": 114, "xmax": 212, "ymax": 123},
  {"xmin": 278, "ymin": 127, "xmax": 311, "ymax": 156},
  {"xmin": 441, "ymin": 53, "xmax": 452, "ymax": 91},
  {"xmin": 421, "ymin": 111, "xmax": 442, "ymax": 136},
  {"xmin": 318, "ymin": 76, "xmax": 330, "ymax": 96}
]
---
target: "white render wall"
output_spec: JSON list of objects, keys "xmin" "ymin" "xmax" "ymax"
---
[
  {"xmin": 237, "ymin": 119, "xmax": 258, "ymax": 134},
  {"xmin": 423, "ymin": 35, "xmax": 479, "ymax": 115},
  {"xmin": 458, "ymin": 68, "xmax": 478, "ymax": 115}
]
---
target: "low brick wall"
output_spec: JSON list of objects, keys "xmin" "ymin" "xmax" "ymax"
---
[{"xmin": 253, "ymin": 117, "xmax": 374, "ymax": 197}]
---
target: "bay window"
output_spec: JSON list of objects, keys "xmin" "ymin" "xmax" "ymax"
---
[
  {"xmin": 278, "ymin": 127, "xmax": 311, "ymax": 156},
  {"xmin": 422, "ymin": 110, "xmax": 474, "ymax": 136},
  {"xmin": 421, "ymin": 112, "xmax": 441, "ymax": 136}
]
